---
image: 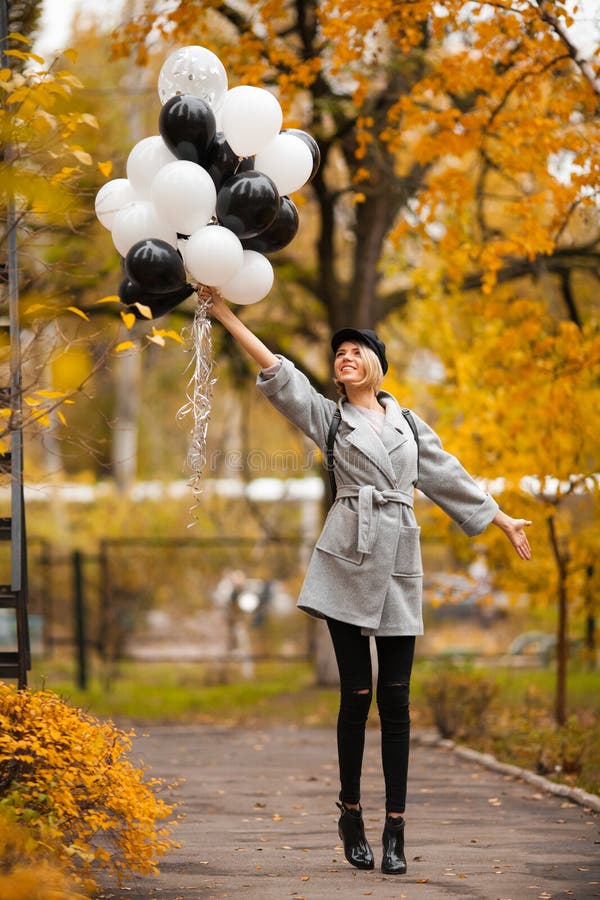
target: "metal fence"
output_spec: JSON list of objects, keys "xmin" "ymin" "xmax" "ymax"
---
[{"xmin": 22, "ymin": 535, "xmax": 313, "ymax": 687}]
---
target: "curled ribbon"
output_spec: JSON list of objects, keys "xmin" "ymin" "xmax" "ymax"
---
[{"xmin": 176, "ymin": 285, "xmax": 216, "ymax": 520}]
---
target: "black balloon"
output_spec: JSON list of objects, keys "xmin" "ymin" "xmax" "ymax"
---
[
  {"xmin": 125, "ymin": 239, "xmax": 187, "ymax": 294},
  {"xmin": 282, "ymin": 128, "xmax": 321, "ymax": 182},
  {"xmin": 124, "ymin": 286, "xmax": 196, "ymax": 320},
  {"xmin": 159, "ymin": 94, "xmax": 217, "ymax": 166},
  {"xmin": 118, "ymin": 277, "xmax": 195, "ymax": 311},
  {"xmin": 206, "ymin": 132, "xmax": 254, "ymax": 192},
  {"xmin": 242, "ymin": 196, "xmax": 299, "ymax": 253},
  {"xmin": 216, "ymin": 171, "xmax": 280, "ymax": 239}
]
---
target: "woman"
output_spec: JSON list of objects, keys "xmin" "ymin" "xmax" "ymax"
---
[{"xmin": 209, "ymin": 294, "xmax": 532, "ymax": 875}]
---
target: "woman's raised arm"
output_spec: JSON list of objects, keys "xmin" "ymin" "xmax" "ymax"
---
[{"xmin": 208, "ymin": 291, "xmax": 278, "ymax": 370}]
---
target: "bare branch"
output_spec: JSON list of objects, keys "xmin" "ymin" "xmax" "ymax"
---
[{"xmin": 535, "ymin": 0, "xmax": 600, "ymax": 97}]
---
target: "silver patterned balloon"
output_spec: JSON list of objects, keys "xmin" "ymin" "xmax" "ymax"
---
[{"xmin": 158, "ymin": 45, "xmax": 228, "ymax": 111}]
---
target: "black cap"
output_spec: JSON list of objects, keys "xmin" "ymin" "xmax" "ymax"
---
[{"xmin": 331, "ymin": 328, "xmax": 388, "ymax": 375}]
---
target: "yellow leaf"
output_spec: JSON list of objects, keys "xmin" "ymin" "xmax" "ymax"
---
[
  {"xmin": 0, "ymin": 409, "xmax": 12, "ymax": 418},
  {"xmin": 8, "ymin": 31, "xmax": 33, "ymax": 45},
  {"xmin": 51, "ymin": 167, "xmax": 78, "ymax": 184},
  {"xmin": 134, "ymin": 302, "xmax": 152, "ymax": 319},
  {"xmin": 5, "ymin": 48, "xmax": 44, "ymax": 64},
  {"xmin": 67, "ymin": 306, "xmax": 90, "ymax": 321},
  {"xmin": 71, "ymin": 149, "xmax": 93, "ymax": 166},
  {"xmin": 62, "ymin": 48, "xmax": 78, "ymax": 63},
  {"xmin": 98, "ymin": 160, "xmax": 113, "ymax": 178},
  {"xmin": 26, "ymin": 303, "xmax": 48, "ymax": 314},
  {"xmin": 34, "ymin": 390, "xmax": 65, "ymax": 399},
  {"xmin": 121, "ymin": 311, "xmax": 136, "ymax": 329},
  {"xmin": 147, "ymin": 333, "xmax": 165, "ymax": 346},
  {"xmin": 152, "ymin": 328, "xmax": 184, "ymax": 344},
  {"xmin": 95, "ymin": 295, "xmax": 120, "ymax": 304},
  {"xmin": 0, "ymin": 68, "xmax": 11, "ymax": 82},
  {"xmin": 56, "ymin": 410, "xmax": 67, "ymax": 426},
  {"xmin": 36, "ymin": 414, "xmax": 51, "ymax": 427},
  {"xmin": 80, "ymin": 113, "xmax": 98, "ymax": 128},
  {"xmin": 115, "ymin": 340, "xmax": 135, "ymax": 353}
]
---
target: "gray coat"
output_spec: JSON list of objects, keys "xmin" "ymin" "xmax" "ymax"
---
[{"xmin": 257, "ymin": 356, "xmax": 499, "ymax": 636}]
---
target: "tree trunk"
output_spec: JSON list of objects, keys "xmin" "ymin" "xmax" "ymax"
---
[
  {"xmin": 112, "ymin": 344, "xmax": 141, "ymax": 494},
  {"xmin": 547, "ymin": 513, "xmax": 569, "ymax": 726}
]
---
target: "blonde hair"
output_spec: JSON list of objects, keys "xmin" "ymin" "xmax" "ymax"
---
[{"xmin": 334, "ymin": 343, "xmax": 384, "ymax": 396}]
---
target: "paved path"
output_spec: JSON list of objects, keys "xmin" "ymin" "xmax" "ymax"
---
[{"xmin": 98, "ymin": 725, "xmax": 599, "ymax": 900}]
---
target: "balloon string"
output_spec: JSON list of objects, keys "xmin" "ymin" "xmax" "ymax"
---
[{"xmin": 176, "ymin": 286, "xmax": 216, "ymax": 522}]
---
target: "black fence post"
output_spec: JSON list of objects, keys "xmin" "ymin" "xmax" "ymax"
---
[{"xmin": 72, "ymin": 549, "xmax": 87, "ymax": 689}]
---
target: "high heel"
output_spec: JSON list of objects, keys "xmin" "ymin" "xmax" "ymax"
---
[
  {"xmin": 336, "ymin": 801, "xmax": 374, "ymax": 870},
  {"xmin": 381, "ymin": 815, "xmax": 407, "ymax": 874}
]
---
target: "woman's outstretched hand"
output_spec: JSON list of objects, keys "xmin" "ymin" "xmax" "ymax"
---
[
  {"xmin": 493, "ymin": 510, "xmax": 532, "ymax": 560},
  {"xmin": 205, "ymin": 288, "xmax": 231, "ymax": 322}
]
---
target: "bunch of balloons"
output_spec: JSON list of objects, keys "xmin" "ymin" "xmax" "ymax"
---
[{"xmin": 95, "ymin": 45, "xmax": 320, "ymax": 319}]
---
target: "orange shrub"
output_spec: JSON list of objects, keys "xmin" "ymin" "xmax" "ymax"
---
[{"xmin": 0, "ymin": 683, "xmax": 177, "ymax": 882}]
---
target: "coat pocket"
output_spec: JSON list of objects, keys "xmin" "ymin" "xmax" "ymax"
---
[
  {"xmin": 316, "ymin": 503, "xmax": 364, "ymax": 566},
  {"xmin": 392, "ymin": 525, "xmax": 423, "ymax": 576}
]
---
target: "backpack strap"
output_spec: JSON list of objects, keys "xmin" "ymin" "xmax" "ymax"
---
[
  {"xmin": 326, "ymin": 408, "xmax": 342, "ymax": 501},
  {"xmin": 401, "ymin": 409, "xmax": 420, "ymax": 480}
]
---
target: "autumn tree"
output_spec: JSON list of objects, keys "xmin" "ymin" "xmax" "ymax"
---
[
  {"xmin": 113, "ymin": 1, "xmax": 599, "ymax": 353},
  {"xmin": 394, "ymin": 279, "xmax": 600, "ymax": 723},
  {"xmin": 0, "ymin": 13, "xmax": 187, "ymax": 486},
  {"xmin": 0, "ymin": 20, "xmax": 109, "ymax": 458}
]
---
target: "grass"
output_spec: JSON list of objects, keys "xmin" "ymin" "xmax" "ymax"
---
[
  {"xmin": 28, "ymin": 657, "xmax": 341, "ymax": 726},
  {"xmin": 415, "ymin": 661, "xmax": 600, "ymax": 796},
  {"xmin": 27, "ymin": 655, "xmax": 599, "ymax": 795}
]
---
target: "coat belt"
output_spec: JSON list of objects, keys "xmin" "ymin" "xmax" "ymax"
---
[{"xmin": 334, "ymin": 485, "xmax": 414, "ymax": 555}]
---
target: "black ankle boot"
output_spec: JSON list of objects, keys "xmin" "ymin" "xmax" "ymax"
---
[
  {"xmin": 336, "ymin": 802, "xmax": 374, "ymax": 870},
  {"xmin": 381, "ymin": 815, "xmax": 407, "ymax": 874}
]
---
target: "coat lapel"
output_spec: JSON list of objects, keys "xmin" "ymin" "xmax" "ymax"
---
[
  {"xmin": 340, "ymin": 396, "xmax": 405, "ymax": 486},
  {"xmin": 378, "ymin": 393, "xmax": 411, "ymax": 454}
]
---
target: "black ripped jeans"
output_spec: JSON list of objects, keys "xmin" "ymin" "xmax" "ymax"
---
[{"xmin": 326, "ymin": 617, "xmax": 416, "ymax": 814}]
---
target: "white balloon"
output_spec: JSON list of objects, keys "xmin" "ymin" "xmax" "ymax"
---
[
  {"xmin": 126, "ymin": 136, "xmax": 176, "ymax": 197},
  {"xmin": 151, "ymin": 160, "xmax": 217, "ymax": 235},
  {"xmin": 219, "ymin": 250, "xmax": 274, "ymax": 304},
  {"xmin": 254, "ymin": 133, "xmax": 314, "ymax": 196},
  {"xmin": 221, "ymin": 86, "xmax": 283, "ymax": 157},
  {"xmin": 95, "ymin": 179, "xmax": 138, "ymax": 230},
  {"xmin": 111, "ymin": 201, "xmax": 178, "ymax": 257},
  {"xmin": 183, "ymin": 225, "xmax": 244, "ymax": 286},
  {"xmin": 158, "ymin": 45, "xmax": 228, "ymax": 111}
]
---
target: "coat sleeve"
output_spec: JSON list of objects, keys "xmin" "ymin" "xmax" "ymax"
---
[
  {"xmin": 256, "ymin": 355, "xmax": 337, "ymax": 451},
  {"xmin": 412, "ymin": 413, "xmax": 499, "ymax": 536}
]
